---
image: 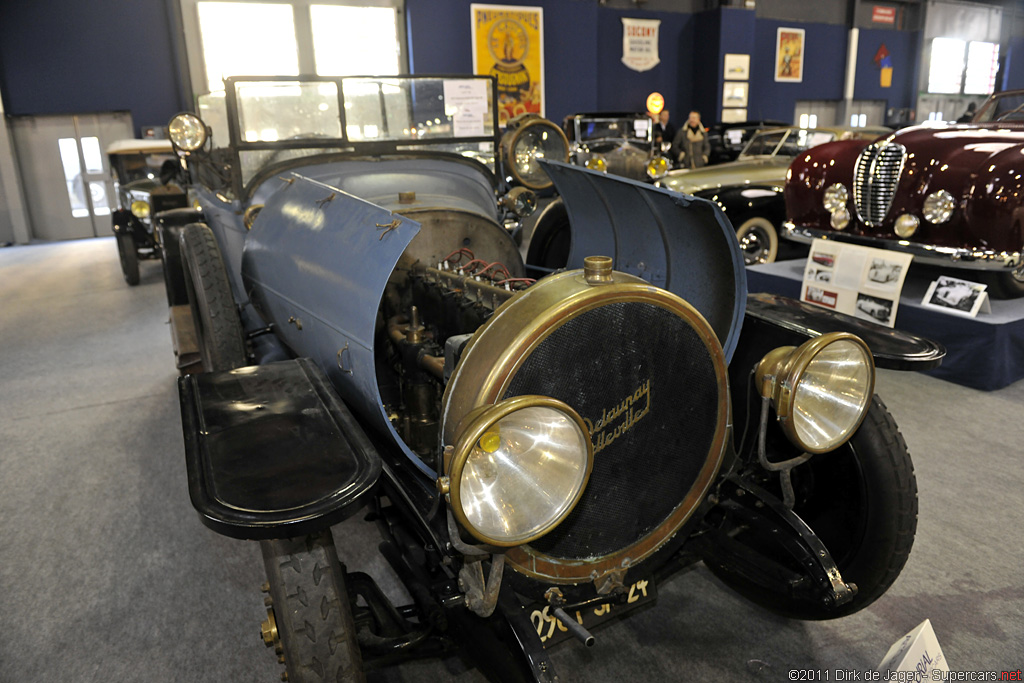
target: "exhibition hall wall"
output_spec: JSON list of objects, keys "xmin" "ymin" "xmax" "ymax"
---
[{"xmin": 0, "ymin": 0, "xmax": 1022, "ymax": 136}]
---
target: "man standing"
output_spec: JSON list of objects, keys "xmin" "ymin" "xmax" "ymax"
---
[{"xmin": 671, "ymin": 111, "xmax": 709, "ymax": 168}]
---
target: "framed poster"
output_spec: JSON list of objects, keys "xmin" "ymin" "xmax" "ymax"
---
[
  {"xmin": 722, "ymin": 82, "xmax": 748, "ymax": 108},
  {"xmin": 723, "ymin": 53, "xmax": 750, "ymax": 80},
  {"xmin": 775, "ymin": 27, "xmax": 805, "ymax": 82},
  {"xmin": 721, "ymin": 108, "xmax": 748, "ymax": 123},
  {"xmin": 471, "ymin": 4, "xmax": 544, "ymax": 125}
]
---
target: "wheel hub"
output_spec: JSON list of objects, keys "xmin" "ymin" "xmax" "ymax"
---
[{"xmin": 739, "ymin": 230, "xmax": 769, "ymax": 265}]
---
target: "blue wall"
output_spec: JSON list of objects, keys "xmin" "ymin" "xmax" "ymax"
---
[
  {"xmin": 1, "ymin": 0, "xmax": 1003, "ymax": 134},
  {"xmin": 749, "ymin": 19, "xmax": 849, "ymax": 121},
  {"xmin": 854, "ymin": 28, "xmax": 918, "ymax": 111},
  {"xmin": 0, "ymin": 0, "xmax": 186, "ymax": 134}
]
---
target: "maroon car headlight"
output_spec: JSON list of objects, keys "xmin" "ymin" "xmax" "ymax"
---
[
  {"xmin": 830, "ymin": 207, "xmax": 851, "ymax": 230},
  {"xmin": 823, "ymin": 183, "xmax": 848, "ymax": 213},
  {"xmin": 923, "ymin": 190, "xmax": 955, "ymax": 224},
  {"xmin": 895, "ymin": 214, "xmax": 920, "ymax": 238}
]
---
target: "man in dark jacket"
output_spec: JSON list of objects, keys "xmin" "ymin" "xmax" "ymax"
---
[{"xmin": 671, "ymin": 111, "xmax": 710, "ymax": 168}]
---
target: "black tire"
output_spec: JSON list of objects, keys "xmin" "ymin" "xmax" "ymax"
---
[
  {"xmin": 116, "ymin": 231, "xmax": 140, "ymax": 286},
  {"xmin": 179, "ymin": 223, "xmax": 246, "ymax": 372},
  {"xmin": 525, "ymin": 201, "xmax": 570, "ymax": 278},
  {"xmin": 261, "ymin": 531, "xmax": 365, "ymax": 683},
  {"xmin": 734, "ymin": 215, "xmax": 779, "ymax": 266},
  {"xmin": 708, "ymin": 396, "xmax": 918, "ymax": 619}
]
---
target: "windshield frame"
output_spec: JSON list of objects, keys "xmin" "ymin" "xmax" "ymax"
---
[{"xmin": 209, "ymin": 74, "xmax": 502, "ymax": 198}]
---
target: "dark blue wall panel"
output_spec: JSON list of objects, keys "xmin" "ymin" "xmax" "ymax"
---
[
  {"xmin": 749, "ymin": 20, "xmax": 848, "ymax": 121},
  {"xmin": 1, "ymin": 0, "xmax": 1012, "ymax": 137},
  {"xmin": 0, "ymin": 0, "xmax": 185, "ymax": 134},
  {"xmin": 594, "ymin": 8, "xmax": 694, "ymax": 120},
  {"xmin": 854, "ymin": 28, "xmax": 917, "ymax": 111},
  {"xmin": 1005, "ymin": 36, "xmax": 1024, "ymax": 91}
]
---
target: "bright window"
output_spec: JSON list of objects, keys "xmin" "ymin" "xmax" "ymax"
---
[
  {"xmin": 964, "ymin": 41, "xmax": 999, "ymax": 96},
  {"xmin": 928, "ymin": 37, "xmax": 966, "ymax": 94},
  {"xmin": 197, "ymin": 2, "xmax": 299, "ymax": 93},
  {"xmin": 311, "ymin": 5, "xmax": 400, "ymax": 76}
]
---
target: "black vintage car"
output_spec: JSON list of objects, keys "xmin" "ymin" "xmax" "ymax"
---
[
  {"xmin": 163, "ymin": 74, "xmax": 942, "ymax": 683},
  {"xmin": 107, "ymin": 140, "xmax": 187, "ymax": 285},
  {"xmin": 562, "ymin": 112, "xmax": 660, "ymax": 180},
  {"xmin": 706, "ymin": 119, "xmax": 789, "ymax": 165}
]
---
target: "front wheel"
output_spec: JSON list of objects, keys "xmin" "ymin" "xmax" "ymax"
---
[
  {"xmin": 734, "ymin": 216, "xmax": 779, "ymax": 266},
  {"xmin": 261, "ymin": 531, "xmax": 365, "ymax": 683},
  {"xmin": 115, "ymin": 231, "xmax": 140, "ymax": 286},
  {"xmin": 179, "ymin": 223, "xmax": 246, "ymax": 372},
  {"xmin": 707, "ymin": 396, "xmax": 918, "ymax": 619}
]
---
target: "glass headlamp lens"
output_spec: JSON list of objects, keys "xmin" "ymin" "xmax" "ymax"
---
[
  {"xmin": 449, "ymin": 398, "xmax": 593, "ymax": 546},
  {"xmin": 757, "ymin": 333, "xmax": 875, "ymax": 453},
  {"xmin": 823, "ymin": 183, "xmax": 848, "ymax": 213},
  {"xmin": 790, "ymin": 338, "xmax": 873, "ymax": 452},
  {"xmin": 168, "ymin": 113, "xmax": 208, "ymax": 152},
  {"xmin": 646, "ymin": 156, "xmax": 669, "ymax": 179},
  {"xmin": 923, "ymin": 190, "xmax": 955, "ymax": 224}
]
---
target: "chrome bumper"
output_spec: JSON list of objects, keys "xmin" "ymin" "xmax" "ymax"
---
[{"xmin": 783, "ymin": 223, "xmax": 1022, "ymax": 271}]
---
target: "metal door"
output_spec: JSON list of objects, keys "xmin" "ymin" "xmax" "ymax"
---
[
  {"xmin": 10, "ymin": 112, "xmax": 133, "ymax": 241},
  {"xmin": 793, "ymin": 100, "xmax": 839, "ymax": 128}
]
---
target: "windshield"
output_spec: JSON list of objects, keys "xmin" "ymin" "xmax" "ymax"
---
[
  {"xmin": 197, "ymin": 76, "xmax": 499, "ymax": 190},
  {"xmin": 973, "ymin": 92, "xmax": 1024, "ymax": 123},
  {"xmin": 113, "ymin": 152, "xmax": 178, "ymax": 185},
  {"xmin": 739, "ymin": 129, "xmax": 836, "ymax": 159},
  {"xmin": 573, "ymin": 116, "xmax": 651, "ymax": 143}
]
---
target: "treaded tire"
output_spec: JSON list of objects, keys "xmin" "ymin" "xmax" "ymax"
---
[
  {"xmin": 261, "ymin": 531, "xmax": 365, "ymax": 683},
  {"xmin": 116, "ymin": 231, "xmax": 140, "ymax": 286},
  {"xmin": 708, "ymin": 396, "xmax": 918, "ymax": 619},
  {"xmin": 179, "ymin": 223, "xmax": 246, "ymax": 372}
]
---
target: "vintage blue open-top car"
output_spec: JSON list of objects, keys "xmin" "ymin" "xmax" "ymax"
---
[{"xmin": 163, "ymin": 74, "xmax": 943, "ymax": 683}]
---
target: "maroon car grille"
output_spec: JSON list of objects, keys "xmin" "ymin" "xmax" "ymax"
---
[{"xmin": 853, "ymin": 141, "xmax": 905, "ymax": 227}]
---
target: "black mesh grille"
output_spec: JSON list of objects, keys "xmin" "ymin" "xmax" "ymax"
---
[
  {"xmin": 853, "ymin": 141, "xmax": 906, "ymax": 227},
  {"xmin": 503, "ymin": 301, "xmax": 721, "ymax": 560}
]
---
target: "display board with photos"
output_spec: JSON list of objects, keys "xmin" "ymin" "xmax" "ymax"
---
[{"xmin": 800, "ymin": 238, "xmax": 913, "ymax": 327}]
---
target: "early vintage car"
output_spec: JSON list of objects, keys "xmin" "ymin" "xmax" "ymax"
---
[
  {"xmin": 107, "ymin": 139, "xmax": 187, "ymax": 285},
  {"xmin": 705, "ymin": 118, "xmax": 788, "ymax": 165},
  {"xmin": 163, "ymin": 74, "xmax": 942, "ymax": 683},
  {"xmin": 784, "ymin": 89, "xmax": 1024, "ymax": 298},
  {"xmin": 563, "ymin": 112, "xmax": 657, "ymax": 181},
  {"xmin": 652, "ymin": 126, "xmax": 891, "ymax": 266}
]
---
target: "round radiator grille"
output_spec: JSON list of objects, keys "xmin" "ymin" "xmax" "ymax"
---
[{"xmin": 502, "ymin": 300, "xmax": 725, "ymax": 568}]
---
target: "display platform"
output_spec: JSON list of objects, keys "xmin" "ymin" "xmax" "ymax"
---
[{"xmin": 746, "ymin": 259, "xmax": 1024, "ymax": 391}]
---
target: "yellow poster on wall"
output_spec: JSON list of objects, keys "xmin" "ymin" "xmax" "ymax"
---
[{"xmin": 471, "ymin": 4, "xmax": 544, "ymax": 125}]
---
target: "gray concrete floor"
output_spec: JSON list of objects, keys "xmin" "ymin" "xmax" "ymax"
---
[{"xmin": 1, "ymin": 237, "xmax": 1022, "ymax": 682}]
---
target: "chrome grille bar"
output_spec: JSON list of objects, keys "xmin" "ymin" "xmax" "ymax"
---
[{"xmin": 853, "ymin": 141, "xmax": 906, "ymax": 227}]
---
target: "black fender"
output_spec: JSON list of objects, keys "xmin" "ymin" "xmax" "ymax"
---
[
  {"xmin": 694, "ymin": 184, "xmax": 786, "ymax": 228},
  {"xmin": 155, "ymin": 209, "xmax": 203, "ymax": 307}
]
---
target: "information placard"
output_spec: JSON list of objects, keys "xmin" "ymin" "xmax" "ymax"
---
[{"xmin": 800, "ymin": 239, "xmax": 913, "ymax": 327}]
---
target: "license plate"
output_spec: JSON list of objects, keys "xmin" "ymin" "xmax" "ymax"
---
[{"xmin": 528, "ymin": 579, "xmax": 657, "ymax": 647}]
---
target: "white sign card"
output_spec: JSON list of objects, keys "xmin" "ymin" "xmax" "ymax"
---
[
  {"xmin": 621, "ymin": 18, "xmax": 661, "ymax": 72},
  {"xmin": 922, "ymin": 275, "xmax": 991, "ymax": 317},
  {"xmin": 800, "ymin": 238, "xmax": 914, "ymax": 327},
  {"xmin": 443, "ymin": 79, "xmax": 489, "ymax": 138},
  {"xmin": 724, "ymin": 53, "xmax": 750, "ymax": 80},
  {"xmin": 877, "ymin": 619, "xmax": 949, "ymax": 677}
]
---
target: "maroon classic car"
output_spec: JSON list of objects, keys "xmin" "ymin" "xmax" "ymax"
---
[{"xmin": 783, "ymin": 89, "xmax": 1024, "ymax": 297}]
